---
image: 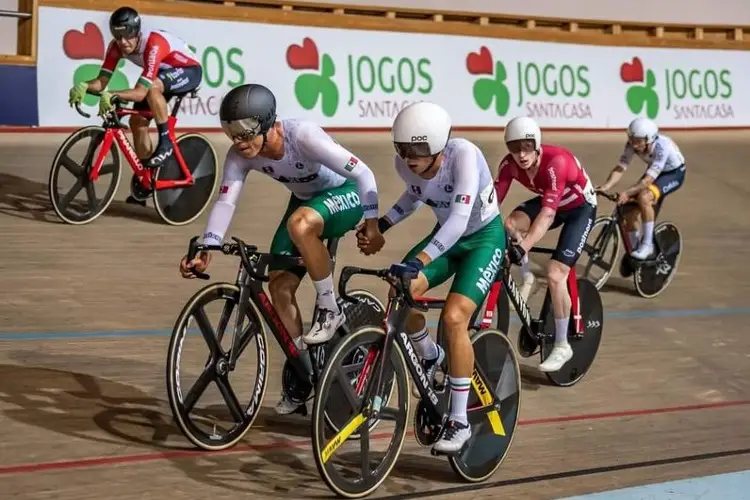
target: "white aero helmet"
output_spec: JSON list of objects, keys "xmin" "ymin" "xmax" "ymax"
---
[
  {"xmin": 627, "ymin": 117, "xmax": 658, "ymax": 143},
  {"xmin": 504, "ymin": 116, "xmax": 542, "ymax": 150},
  {"xmin": 392, "ymin": 101, "xmax": 452, "ymax": 158}
]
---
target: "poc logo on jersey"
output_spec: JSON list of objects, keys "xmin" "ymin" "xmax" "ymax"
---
[
  {"xmin": 411, "ymin": 135, "xmax": 428, "ymax": 142},
  {"xmin": 324, "ymin": 191, "xmax": 361, "ymax": 214},
  {"xmin": 476, "ymin": 247, "xmax": 504, "ymax": 294}
]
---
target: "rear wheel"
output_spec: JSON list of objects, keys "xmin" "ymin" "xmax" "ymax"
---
[
  {"xmin": 49, "ymin": 126, "xmax": 121, "ymax": 225},
  {"xmin": 634, "ymin": 222, "xmax": 682, "ymax": 299},
  {"xmin": 153, "ymin": 133, "xmax": 218, "ymax": 226}
]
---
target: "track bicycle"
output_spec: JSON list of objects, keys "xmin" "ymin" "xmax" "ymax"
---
[
  {"xmin": 49, "ymin": 89, "xmax": 218, "ymax": 226},
  {"xmin": 580, "ymin": 191, "xmax": 682, "ymax": 298},
  {"xmin": 166, "ymin": 235, "xmax": 386, "ymax": 451}
]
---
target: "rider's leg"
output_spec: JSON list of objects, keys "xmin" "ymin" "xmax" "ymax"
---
[
  {"xmin": 268, "ymin": 269, "xmax": 314, "ymax": 414},
  {"xmin": 144, "ymin": 78, "xmax": 175, "ymax": 167},
  {"xmin": 432, "ymin": 215, "xmax": 506, "ymax": 453},
  {"xmin": 619, "ymin": 204, "xmax": 641, "ymax": 277},
  {"xmin": 632, "ymin": 187, "xmax": 659, "ymax": 259},
  {"xmin": 301, "ymin": 181, "xmax": 366, "ymax": 344},
  {"xmin": 540, "ymin": 203, "xmax": 594, "ymax": 372},
  {"xmin": 506, "ymin": 198, "xmax": 539, "ymax": 301},
  {"xmin": 129, "ymin": 113, "xmax": 153, "ymax": 161}
]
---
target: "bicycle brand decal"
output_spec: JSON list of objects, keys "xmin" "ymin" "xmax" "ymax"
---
[
  {"xmin": 400, "ymin": 331, "xmax": 438, "ymax": 405},
  {"xmin": 245, "ymin": 331, "xmax": 266, "ymax": 417},
  {"xmin": 506, "ymin": 274, "xmax": 533, "ymax": 328}
]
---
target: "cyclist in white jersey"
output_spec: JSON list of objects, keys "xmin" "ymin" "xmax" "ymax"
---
[
  {"xmin": 357, "ymin": 102, "xmax": 506, "ymax": 455},
  {"xmin": 597, "ymin": 117, "xmax": 687, "ymax": 266},
  {"xmin": 179, "ymin": 84, "xmax": 382, "ymax": 415}
]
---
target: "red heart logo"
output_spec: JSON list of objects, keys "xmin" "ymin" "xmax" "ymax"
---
[
  {"xmin": 466, "ymin": 46, "xmax": 493, "ymax": 75},
  {"xmin": 63, "ymin": 22, "xmax": 105, "ymax": 60},
  {"xmin": 620, "ymin": 57, "xmax": 644, "ymax": 83},
  {"xmin": 286, "ymin": 38, "xmax": 319, "ymax": 71}
]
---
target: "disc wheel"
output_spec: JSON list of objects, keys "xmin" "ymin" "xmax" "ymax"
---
[
  {"xmin": 166, "ymin": 283, "xmax": 268, "ymax": 450},
  {"xmin": 634, "ymin": 222, "xmax": 682, "ymax": 298},
  {"xmin": 48, "ymin": 126, "xmax": 121, "ymax": 224},
  {"xmin": 541, "ymin": 278, "xmax": 604, "ymax": 387},
  {"xmin": 154, "ymin": 133, "xmax": 218, "ymax": 226}
]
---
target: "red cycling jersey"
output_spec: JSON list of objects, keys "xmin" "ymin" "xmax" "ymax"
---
[
  {"xmin": 494, "ymin": 144, "xmax": 596, "ymax": 212},
  {"xmin": 100, "ymin": 27, "xmax": 200, "ymax": 89}
]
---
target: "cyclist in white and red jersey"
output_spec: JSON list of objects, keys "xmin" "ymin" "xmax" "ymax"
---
[
  {"xmin": 494, "ymin": 116, "xmax": 597, "ymax": 373},
  {"xmin": 68, "ymin": 7, "xmax": 202, "ymax": 188}
]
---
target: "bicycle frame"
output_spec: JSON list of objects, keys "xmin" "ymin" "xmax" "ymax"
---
[
  {"xmin": 475, "ymin": 253, "xmax": 584, "ymax": 338},
  {"xmin": 85, "ymin": 96, "xmax": 195, "ymax": 191}
]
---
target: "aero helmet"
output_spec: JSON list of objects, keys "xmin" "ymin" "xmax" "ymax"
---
[
  {"xmin": 627, "ymin": 117, "xmax": 658, "ymax": 143},
  {"xmin": 109, "ymin": 7, "xmax": 141, "ymax": 39},
  {"xmin": 392, "ymin": 101, "xmax": 452, "ymax": 158},
  {"xmin": 219, "ymin": 84, "xmax": 277, "ymax": 142},
  {"xmin": 504, "ymin": 116, "xmax": 542, "ymax": 150}
]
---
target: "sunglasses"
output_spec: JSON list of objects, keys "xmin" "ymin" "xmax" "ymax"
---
[
  {"xmin": 221, "ymin": 118, "xmax": 262, "ymax": 142},
  {"xmin": 393, "ymin": 141, "xmax": 433, "ymax": 159}
]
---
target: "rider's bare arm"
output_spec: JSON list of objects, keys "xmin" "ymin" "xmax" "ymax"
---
[
  {"xmin": 85, "ymin": 75, "xmax": 110, "ymax": 94},
  {"xmin": 622, "ymin": 173, "xmax": 656, "ymax": 198},
  {"xmin": 113, "ymin": 38, "xmax": 168, "ymax": 103},
  {"xmin": 296, "ymin": 123, "xmax": 380, "ymax": 220},
  {"xmin": 622, "ymin": 140, "xmax": 665, "ymax": 197},
  {"xmin": 420, "ymin": 144, "xmax": 479, "ymax": 264},
  {"xmin": 200, "ymin": 148, "xmax": 251, "ymax": 247}
]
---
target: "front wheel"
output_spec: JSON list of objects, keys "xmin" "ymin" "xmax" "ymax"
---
[
  {"xmin": 153, "ymin": 133, "xmax": 218, "ymax": 226},
  {"xmin": 166, "ymin": 282, "xmax": 269, "ymax": 451},
  {"xmin": 579, "ymin": 216, "xmax": 620, "ymax": 290},
  {"xmin": 49, "ymin": 126, "xmax": 121, "ymax": 225},
  {"xmin": 311, "ymin": 326, "xmax": 410, "ymax": 499}
]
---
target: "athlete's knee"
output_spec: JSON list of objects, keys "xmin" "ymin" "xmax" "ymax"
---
[
  {"xmin": 268, "ymin": 271, "xmax": 299, "ymax": 305},
  {"xmin": 287, "ymin": 208, "xmax": 323, "ymax": 242},
  {"xmin": 637, "ymin": 188, "xmax": 655, "ymax": 207},
  {"xmin": 546, "ymin": 260, "xmax": 569, "ymax": 288},
  {"xmin": 146, "ymin": 80, "xmax": 165, "ymax": 97}
]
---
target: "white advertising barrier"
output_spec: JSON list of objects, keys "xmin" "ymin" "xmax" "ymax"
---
[{"xmin": 37, "ymin": 6, "xmax": 750, "ymax": 129}]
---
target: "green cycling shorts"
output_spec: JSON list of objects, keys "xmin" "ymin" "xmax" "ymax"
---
[
  {"xmin": 270, "ymin": 180, "xmax": 364, "ymax": 277},
  {"xmin": 402, "ymin": 215, "xmax": 506, "ymax": 307}
]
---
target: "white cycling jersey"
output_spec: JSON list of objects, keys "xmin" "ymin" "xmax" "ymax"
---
[
  {"xmin": 385, "ymin": 138, "xmax": 500, "ymax": 260},
  {"xmin": 201, "ymin": 119, "xmax": 379, "ymax": 246},
  {"xmin": 618, "ymin": 135, "xmax": 686, "ymax": 179}
]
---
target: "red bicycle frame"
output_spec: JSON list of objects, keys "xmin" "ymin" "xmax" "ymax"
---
[
  {"xmin": 87, "ymin": 109, "xmax": 195, "ymax": 191},
  {"xmin": 475, "ymin": 266, "xmax": 584, "ymax": 336}
]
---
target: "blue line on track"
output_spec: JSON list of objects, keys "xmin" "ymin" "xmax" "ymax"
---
[{"xmin": 1, "ymin": 307, "xmax": 748, "ymax": 341}]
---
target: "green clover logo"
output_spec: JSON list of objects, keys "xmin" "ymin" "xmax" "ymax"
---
[
  {"xmin": 286, "ymin": 37, "xmax": 339, "ymax": 117},
  {"xmin": 620, "ymin": 57, "xmax": 659, "ymax": 118},
  {"xmin": 466, "ymin": 47, "xmax": 510, "ymax": 116}
]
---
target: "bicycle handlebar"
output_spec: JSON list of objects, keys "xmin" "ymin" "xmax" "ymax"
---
[
  {"xmin": 338, "ymin": 265, "xmax": 427, "ymax": 312},
  {"xmin": 185, "ymin": 235, "xmax": 303, "ymax": 282},
  {"xmin": 596, "ymin": 190, "xmax": 619, "ymax": 203},
  {"xmin": 74, "ymin": 102, "xmax": 91, "ymax": 119}
]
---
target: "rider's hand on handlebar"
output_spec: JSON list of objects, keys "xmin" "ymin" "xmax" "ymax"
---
[
  {"xmin": 387, "ymin": 257, "xmax": 424, "ymax": 280},
  {"xmin": 68, "ymin": 82, "xmax": 87, "ymax": 107},
  {"xmin": 179, "ymin": 251, "xmax": 211, "ymax": 279},
  {"xmin": 507, "ymin": 243, "xmax": 526, "ymax": 266},
  {"xmin": 98, "ymin": 91, "xmax": 118, "ymax": 117}
]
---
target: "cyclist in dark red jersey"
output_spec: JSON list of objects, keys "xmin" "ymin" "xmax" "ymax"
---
[
  {"xmin": 67, "ymin": 7, "xmax": 202, "ymax": 184},
  {"xmin": 494, "ymin": 116, "xmax": 597, "ymax": 372}
]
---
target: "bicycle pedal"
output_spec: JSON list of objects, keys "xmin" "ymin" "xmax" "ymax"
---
[{"xmin": 293, "ymin": 403, "xmax": 308, "ymax": 417}]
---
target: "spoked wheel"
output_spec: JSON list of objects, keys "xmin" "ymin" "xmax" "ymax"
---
[
  {"xmin": 541, "ymin": 279, "xmax": 604, "ymax": 387},
  {"xmin": 166, "ymin": 283, "xmax": 269, "ymax": 451},
  {"xmin": 579, "ymin": 216, "xmax": 621, "ymax": 290},
  {"xmin": 311, "ymin": 326, "xmax": 410, "ymax": 499},
  {"xmin": 634, "ymin": 222, "xmax": 682, "ymax": 299},
  {"xmin": 49, "ymin": 126, "xmax": 121, "ymax": 224},
  {"xmin": 449, "ymin": 329, "xmax": 521, "ymax": 482},
  {"xmin": 154, "ymin": 133, "xmax": 218, "ymax": 226}
]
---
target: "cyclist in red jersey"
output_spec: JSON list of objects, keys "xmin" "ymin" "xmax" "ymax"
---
[
  {"xmin": 67, "ymin": 7, "xmax": 202, "ymax": 190},
  {"xmin": 494, "ymin": 116, "xmax": 597, "ymax": 372}
]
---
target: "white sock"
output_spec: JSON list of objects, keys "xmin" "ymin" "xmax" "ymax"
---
[
  {"xmin": 642, "ymin": 221, "xmax": 655, "ymax": 247},
  {"xmin": 408, "ymin": 327, "xmax": 438, "ymax": 360},
  {"xmin": 628, "ymin": 230, "xmax": 640, "ymax": 249},
  {"xmin": 313, "ymin": 274, "xmax": 340, "ymax": 314},
  {"xmin": 554, "ymin": 317, "xmax": 570, "ymax": 345},
  {"xmin": 520, "ymin": 254, "xmax": 532, "ymax": 280},
  {"xmin": 448, "ymin": 377, "xmax": 471, "ymax": 425}
]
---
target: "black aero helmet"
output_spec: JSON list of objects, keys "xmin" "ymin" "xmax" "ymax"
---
[
  {"xmin": 110, "ymin": 6, "xmax": 141, "ymax": 39},
  {"xmin": 219, "ymin": 84, "xmax": 277, "ymax": 142}
]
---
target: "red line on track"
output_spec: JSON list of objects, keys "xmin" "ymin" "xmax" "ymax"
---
[{"xmin": 1, "ymin": 399, "xmax": 747, "ymax": 476}]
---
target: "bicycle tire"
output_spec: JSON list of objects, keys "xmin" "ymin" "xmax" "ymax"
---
[
  {"xmin": 49, "ymin": 126, "xmax": 121, "ymax": 225},
  {"xmin": 634, "ymin": 222, "xmax": 682, "ymax": 299},
  {"xmin": 166, "ymin": 282, "xmax": 269, "ymax": 451},
  {"xmin": 153, "ymin": 133, "xmax": 218, "ymax": 226},
  {"xmin": 580, "ymin": 216, "xmax": 621, "ymax": 290},
  {"xmin": 311, "ymin": 326, "xmax": 409, "ymax": 499},
  {"xmin": 448, "ymin": 328, "xmax": 521, "ymax": 482}
]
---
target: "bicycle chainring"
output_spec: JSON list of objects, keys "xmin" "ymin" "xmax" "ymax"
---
[
  {"xmin": 130, "ymin": 174, "xmax": 152, "ymax": 201},
  {"xmin": 281, "ymin": 359, "xmax": 313, "ymax": 403},
  {"xmin": 414, "ymin": 399, "xmax": 442, "ymax": 447}
]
